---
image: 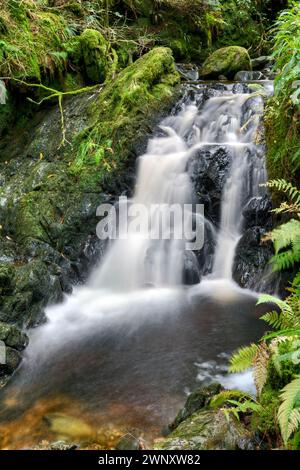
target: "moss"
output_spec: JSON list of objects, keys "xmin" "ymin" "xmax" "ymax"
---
[
  {"xmin": 66, "ymin": 1, "xmax": 84, "ymax": 16},
  {"xmin": 267, "ymin": 340, "xmax": 300, "ymax": 391},
  {"xmin": 71, "ymin": 47, "xmax": 180, "ymax": 180},
  {"xmin": 265, "ymin": 96, "xmax": 300, "ymax": 185},
  {"xmin": 155, "ymin": 409, "xmax": 254, "ymax": 450},
  {"xmin": 200, "ymin": 46, "xmax": 251, "ymax": 79},
  {"xmin": 0, "ymin": 1, "xmax": 71, "ymax": 81},
  {"xmin": 80, "ymin": 29, "xmax": 110, "ymax": 84},
  {"xmin": 251, "ymin": 388, "xmax": 281, "ymax": 439}
]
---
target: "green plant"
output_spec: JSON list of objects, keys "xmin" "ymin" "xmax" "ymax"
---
[{"xmin": 278, "ymin": 376, "xmax": 300, "ymax": 444}]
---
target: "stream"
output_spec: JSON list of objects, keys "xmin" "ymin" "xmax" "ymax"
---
[{"xmin": 0, "ymin": 79, "xmax": 274, "ymax": 449}]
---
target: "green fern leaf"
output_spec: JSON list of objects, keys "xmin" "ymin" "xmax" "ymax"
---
[
  {"xmin": 278, "ymin": 376, "xmax": 300, "ymax": 444},
  {"xmin": 229, "ymin": 344, "xmax": 258, "ymax": 373}
]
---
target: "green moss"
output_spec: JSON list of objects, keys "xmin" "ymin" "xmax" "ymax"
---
[
  {"xmin": 200, "ymin": 46, "xmax": 251, "ymax": 79},
  {"xmin": 267, "ymin": 340, "xmax": 300, "ymax": 391},
  {"xmin": 251, "ymin": 388, "xmax": 281, "ymax": 438},
  {"xmin": 80, "ymin": 29, "xmax": 110, "ymax": 84},
  {"xmin": 265, "ymin": 96, "xmax": 300, "ymax": 185},
  {"xmin": 0, "ymin": 2, "xmax": 71, "ymax": 81},
  {"xmin": 71, "ymin": 47, "xmax": 180, "ymax": 181},
  {"xmin": 66, "ymin": 1, "xmax": 84, "ymax": 16}
]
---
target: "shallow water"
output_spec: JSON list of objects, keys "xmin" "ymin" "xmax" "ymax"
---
[{"xmin": 0, "ymin": 282, "xmax": 268, "ymax": 449}]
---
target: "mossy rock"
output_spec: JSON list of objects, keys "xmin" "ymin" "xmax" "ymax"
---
[
  {"xmin": 200, "ymin": 46, "xmax": 251, "ymax": 79},
  {"xmin": 80, "ymin": 29, "xmax": 110, "ymax": 84},
  {"xmin": 0, "ymin": 321, "xmax": 28, "ymax": 351},
  {"xmin": 154, "ymin": 409, "xmax": 255, "ymax": 450},
  {"xmin": 170, "ymin": 383, "xmax": 224, "ymax": 430}
]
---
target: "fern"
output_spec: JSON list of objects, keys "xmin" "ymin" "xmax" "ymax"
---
[
  {"xmin": 265, "ymin": 219, "xmax": 300, "ymax": 272},
  {"xmin": 278, "ymin": 376, "xmax": 300, "ymax": 444},
  {"xmin": 229, "ymin": 344, "xmax": 258, "ymax": 373},
  {"xmin": 253, "ymin": 343, "xmax": 269, "ymax": 396},
  {"xmin": 209, "ymin": 390, "xmax": 250, "ymax": 408},
  {"xmin": 261, "ymin": 311, "xmax": 285, "ymax": 329}
]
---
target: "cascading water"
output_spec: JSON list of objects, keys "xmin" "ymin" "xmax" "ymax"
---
[
  {"xmin": 91, "ymin": 86, "xmax": 268, "ymax": 289},
  {"xmin": 0, "ymin": 80, "xmax": 274, "ymax": 449}
]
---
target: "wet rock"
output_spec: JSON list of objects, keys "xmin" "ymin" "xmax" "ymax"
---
[
  {"xmin": 116, "ymin": 432, "xmax": 146, "ymax": 450},
  {"xmin": 0, "ymin": 346, "xmax": 22, "ymax": 377},
  {"xmin": 0, "ymin": 322, "xmax": 28, "ymax": 350},
  {"xmin": 200, "ymin": 47, "xmax": 251, "ymax": 80},
  {"xmin": 170, "ymin": 383, "xmax": 224, "ymax": 430},
  {"xmin": 32, "ymin": 440, "xmax": 78, "ymax": 450},
  {"xmin": 242, "ymin": 196, "xmax": 272, "ymax": 229},
  {"xmin": 155, "ymin": 409, "xmax": 255, "ymax": 450},
  {"xmin": 0, "ymin": 260, "xmax": 63, "ymax": 327},
  {"xmin": 233, "ymin": 227, "xmax": 274, "ymax": 291},
  {"xmin": 234, "ymin": 71, "xmax": 265, "ymax": 81},
  {"xmin": 183, "ymin": 251, "xmax": 201, "ymax": 285},
  {"xmin": 251, "ymin": 56, "xmax": 272, "ymax": 70},
  {"xmin": 232, "ymin": 83, "xmax": 251, "ymax": 94},
  {"xmin": 176, "ymin": 64, "xmax": 199, "ymax": 81},
  {"xmin": 188, "ymin": 145, "xmax": 231, "ymax": 225},
  {"xmin": 44, "ymin": 413, "xmax": 93, "ymax": 440}
]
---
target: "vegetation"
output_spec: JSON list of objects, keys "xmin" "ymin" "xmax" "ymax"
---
[
  {"xmin": 265, "ymin": 1, "xmax": 300, "ymax": 182},
  {"xmin": 225, "ymin": 179, "xmax": 300, "ymax": 449},
  {"xmin": 0, "ymin": 0, "xmax": 299, "ymax": 453}
]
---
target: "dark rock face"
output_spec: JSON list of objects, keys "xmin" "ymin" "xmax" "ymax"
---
[
  {"xmin": 188, "ymin": 145, "xmax": 231, "ymax": 226},
  {"xmin": 188, "ymin": 144, "xmax": 231, "ymax": 276},
  {"xmin": 242, "ymin": 196, "xmax": 272, "ymax": 228},
  {"xmin": 233, "ymin": 227, "xmax": 274, "ymax": 291},
  {"xmin": 233, "ymin": 194, "xmax": 275, "ymax": 291}
]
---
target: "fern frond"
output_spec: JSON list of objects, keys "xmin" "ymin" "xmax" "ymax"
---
[
  {"xmin": 269, "ymin": 219, "xmax": 300, "ymax": 253},
  {"xmin": 210, "ymin": 390, "xmax": 249, "ymax": 409},
  {"xmin": 257, "ymin": 294, "xmax": 293, "ymax": 315},
  {"xmin": 254, "ymin": 343, "xmax": 270, "ymax": 396},
  {"xmin": 263, "ymin": 328, "xmax": 300, "ymax": 341},
  {"xmin": 229, "ymin": 344, "xmax": 258, "ymax": 373},
  {"xmin": 263, "ymin": 179, "xmax": 300, "ymax": 207},
  {"xmin": 278, "ymin": 376, "xmax": 300, "ymax": 444},
  {"xmin": 261, "ymin": 310, "xmax": 284, "ymax": 329}
]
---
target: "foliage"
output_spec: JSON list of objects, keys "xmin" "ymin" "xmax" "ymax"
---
[
  {"xmin": 210, "ymin": 389, "xmax": 261, "ymax": 422},
  {"xmin": 278, "ymin": 376, "xmax": 300, "ymax": 444},
  {"xmin": 262, "ymin": 180, "xmax": 300, "ymax": 282},
  {"xmin": 265, "ymin": 2, "xmax": 300, "ymax": 179}
]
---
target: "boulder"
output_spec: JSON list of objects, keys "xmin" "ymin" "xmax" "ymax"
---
[
  {"xmin": 0, "ymin": 322, "xmax": 28, "ymax": 351},
  {"xmin": 170, "ymin": 383, "xmax": 224, "ymax": 430},
  {"xmin": 200, "ymin": 46, "xmax": 251, "ymax": 79},
  {"xmin": 154, "ymin": 409, "xmax": 255, "ymax": 450}
]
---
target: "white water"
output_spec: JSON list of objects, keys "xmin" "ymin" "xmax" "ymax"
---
[{"xmin": 91, "ymin": 88, "xmax": 267, "ymax": 290}]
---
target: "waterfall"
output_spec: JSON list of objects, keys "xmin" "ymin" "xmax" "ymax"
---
[
  {"xmin": 0, "ymin": 81, "xmax": 273, "ymax": 449},
  {"xmin": 90, "ymin": 85, "xmax": 267, "ymax": 290}
]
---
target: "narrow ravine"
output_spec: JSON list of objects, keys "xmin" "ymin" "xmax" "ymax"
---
[{"xmin": 0, "ymin": 78, "xmax": 274, "ymax": 449}]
